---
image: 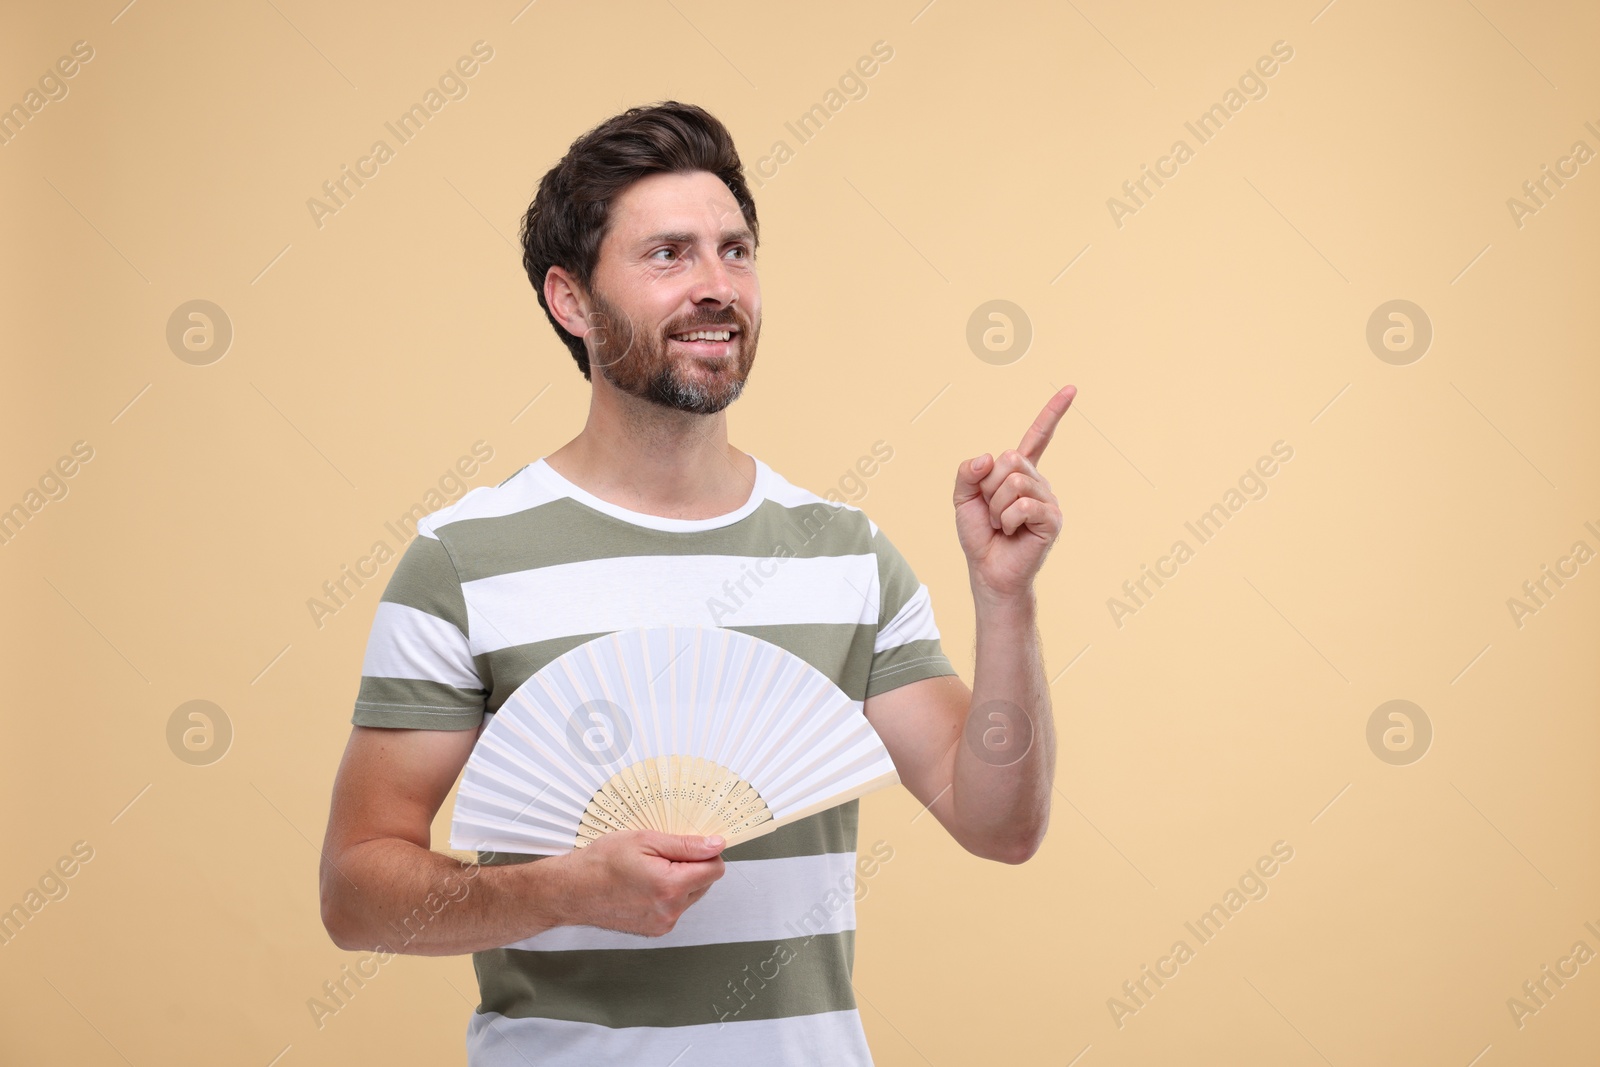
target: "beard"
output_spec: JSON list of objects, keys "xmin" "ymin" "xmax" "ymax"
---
[{"xmin": 585, "ymin": 284, "xmax": 759, "ymax": 416}]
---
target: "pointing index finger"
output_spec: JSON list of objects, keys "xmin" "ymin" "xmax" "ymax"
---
[{"xmin": 1018, "ymin": 385, "xmax": 1076, "ymax": 465}]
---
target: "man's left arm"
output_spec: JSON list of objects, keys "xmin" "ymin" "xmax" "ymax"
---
[{"xmin": 864, "ymin": 385, "xmax": 1076, "ymax": 865}]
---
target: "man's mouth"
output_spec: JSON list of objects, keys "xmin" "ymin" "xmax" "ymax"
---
[{"xmin": 667, "ymin": 327, "xmax": 739, "ymax": 355}]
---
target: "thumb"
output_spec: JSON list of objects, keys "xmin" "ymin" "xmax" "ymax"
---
[
  {"xmin": 650, "ymin": 831, "xmax": 726, "ymax": 860},
  {"xmin": 954, "ymin": 453, "xmax": 992, "ymax": 507}
]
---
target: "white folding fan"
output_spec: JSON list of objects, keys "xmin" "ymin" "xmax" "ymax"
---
[{"xmin": 449, "ymin": 623, "xmax": 901, "ymax": 855}]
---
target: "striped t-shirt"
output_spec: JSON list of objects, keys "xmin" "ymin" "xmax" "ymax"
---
[{"xmin": 350, "ymin": 453, "xmax": 959, "ymax": 1066}]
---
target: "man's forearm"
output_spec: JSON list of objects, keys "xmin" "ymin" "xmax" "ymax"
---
[
  {"xmin": 954, "ymin": 584, "xmax": 1055, "ymax": 862},
  {"xmin": 322, "ymin": 837, "xmax": 574, "ymax": 956}
]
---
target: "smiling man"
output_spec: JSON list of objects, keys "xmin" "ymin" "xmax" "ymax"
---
[{"xmin": 319, "ymin": 100, "xmax": 1071, "ymax": 1066}]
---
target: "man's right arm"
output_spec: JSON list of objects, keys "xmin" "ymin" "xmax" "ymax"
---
[
  {"xmin": 318, "ymin": 724, "xmax": 728, "ymax": 955},
  {"xmin": 318, "ymin": 724, "xmax": 574, "ymax": 955}
]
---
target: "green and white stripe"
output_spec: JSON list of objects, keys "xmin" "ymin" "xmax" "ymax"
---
[{"xmin": 351, "ymin": 455, "xmax": 957, "ymax": 1065}]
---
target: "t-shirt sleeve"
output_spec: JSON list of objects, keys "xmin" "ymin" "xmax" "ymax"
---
[
  {"xmin": 866, "ymin": 523, "xmax": 961, "ymax": 698},
  {"xmin": 350, "ymin": 528, "xmax": 487, "ymax": 730}
]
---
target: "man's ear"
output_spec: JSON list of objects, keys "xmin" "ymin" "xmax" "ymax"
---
[{"xmin": 544, "ymin": 265, "xmax": 591, "ymax": 336}]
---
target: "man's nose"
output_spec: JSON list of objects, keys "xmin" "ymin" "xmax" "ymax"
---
[{"xmin": 690, "ymin": 249, "xmax": 737, "ymax": 306}]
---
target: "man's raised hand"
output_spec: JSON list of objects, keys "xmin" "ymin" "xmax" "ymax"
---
[{"xmin": 952, "ymin": 385, "xmax": 1075, "ymax": 600}]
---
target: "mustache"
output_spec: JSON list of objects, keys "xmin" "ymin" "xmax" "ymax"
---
[{"xmin": 664, "ymin": 311, "xmax": 744, "ymax": 334}]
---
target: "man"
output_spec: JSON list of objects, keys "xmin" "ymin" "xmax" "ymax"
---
[{"xmin": 319, "ymin": 100, "xmax": 1073, "ymax": 1065}]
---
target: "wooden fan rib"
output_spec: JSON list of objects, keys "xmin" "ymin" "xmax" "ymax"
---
[
  {"xmin": 766, "ymin": 744, "xmax": 896, "ymax": 814},
  {"xmin": 767, "ymin": 766, "xmax": 901, "ymax": 831}
]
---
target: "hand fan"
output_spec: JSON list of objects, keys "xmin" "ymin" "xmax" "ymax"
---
[{"xmin": 448, "ymin": 623, "xmax": 901, "ymax": 855}]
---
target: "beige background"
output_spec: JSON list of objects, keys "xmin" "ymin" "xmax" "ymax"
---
[{"xmin": 3, "ymin": 0, "xmax": 1597, "ymax": 1063}]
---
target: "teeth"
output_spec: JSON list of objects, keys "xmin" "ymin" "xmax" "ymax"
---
[{"xmin": 671, "ymin": 330, "xmax": 733, "ymax": 342}]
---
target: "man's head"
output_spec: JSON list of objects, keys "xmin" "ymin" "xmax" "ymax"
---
[{"xmin": 521, "ymin": 102, "xmax": 762, "ymax": 416}]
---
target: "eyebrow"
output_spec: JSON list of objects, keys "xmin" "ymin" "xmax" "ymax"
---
[{"xmin": 636, "ymin": 228, "xmax": 755, "ymax": 248}]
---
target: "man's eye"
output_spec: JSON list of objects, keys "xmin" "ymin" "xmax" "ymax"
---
[
  {"xmin": 726, "ymin": 246, "xmax": 749, "ymax": 260},
  {"xmin": 652, "ymin": 248, "xmax": 677, "ymax": 261}
]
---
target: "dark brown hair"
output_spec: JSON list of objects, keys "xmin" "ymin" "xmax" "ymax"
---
[{"xmin": 519, "ymin": 101, "xmax": 760, "ymax": 380}]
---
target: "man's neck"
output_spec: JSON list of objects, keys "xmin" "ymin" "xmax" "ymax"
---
[{"xmin": 545, "ymin": 398, "xmax": 756, "ymax": 521}]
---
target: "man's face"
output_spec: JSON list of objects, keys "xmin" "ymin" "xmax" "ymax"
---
[{"xmin": 582, "ymin": 170, "xmax": 761, "ymax": 415}]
